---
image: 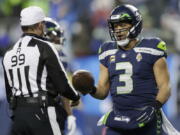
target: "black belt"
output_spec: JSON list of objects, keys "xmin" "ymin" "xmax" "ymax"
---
[
  {"xmin": 16, "ymin": 97, "xmax": 40, "ymax": 107},
  {"xmin": 15, "ymin": 97, "xmax": 57, "ymax": 107},
  {"xmin": 17, "ymin": 97, "xmax": 39, "ymax": 103}
]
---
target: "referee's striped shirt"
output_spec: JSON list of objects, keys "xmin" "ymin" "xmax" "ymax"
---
[{"xmin": 2, "ymin": 33, "xmax": 79, "ymax": 102}]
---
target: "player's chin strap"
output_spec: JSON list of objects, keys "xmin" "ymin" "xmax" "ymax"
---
[
  {"xmin": 116, "ymin": 38, "xmax": 130, "ymax": 47},
  {"xmin": 115, "ymin": 29, "xmax": 130, "ymax": 47},
  {"xmin": 116, "ymin": 23, "xmax": 137, "ymax": 47},
  {"xmin": 161, "ymin": 109, "xmax": 180, "ymax": 135}
]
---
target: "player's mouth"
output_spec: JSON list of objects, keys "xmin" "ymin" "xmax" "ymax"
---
[
  {"xmin": 114, "ymin": 28, "xmax": 129, "ymax": 40},
  {"xmin": 115, "ymin": 34, "xmax": 127, "ymax": 40}
]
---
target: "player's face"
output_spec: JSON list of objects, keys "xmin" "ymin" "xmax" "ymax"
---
[
  {"xmin": 49, "ymin": 34, "xmax": 61, "ymax": 44},
  {"xmin": 113, "ymin": 23, "xmax": 132, "ymax": 41}
]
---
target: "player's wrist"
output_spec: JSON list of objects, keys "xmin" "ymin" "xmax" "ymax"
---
[
  {"xmin": 90, "ymin": 86, "xmax": 97, "ymax": 95},
  {"xmin": 155, "ymin": 100, "xmax": 163, "ymax": 110}
]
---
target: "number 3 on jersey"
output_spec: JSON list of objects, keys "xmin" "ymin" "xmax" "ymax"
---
[{"xmin": 116, "ymin": 62, "xmax": 133, "ymax": 94}]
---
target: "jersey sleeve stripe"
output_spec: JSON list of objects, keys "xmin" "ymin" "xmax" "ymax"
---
[
  {"xmin": 134, "ymin": 47, "xmax": 164, "ymax": 56},
  {"xmin": 99, "ymin": 49, "xmax": 117, "ymax": 60}
]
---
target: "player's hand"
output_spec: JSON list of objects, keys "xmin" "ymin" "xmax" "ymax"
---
[
  {"xmin": 67, "ymin": 115, "xmax": 76, "ymax": 135},
  {"xmin": 136, "ymin": 106, "xmax": 155, "ymax": 126}
]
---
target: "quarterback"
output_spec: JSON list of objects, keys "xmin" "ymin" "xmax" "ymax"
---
[{"xmin": 73, "ymin": 4, "xmax": 171, "ymax": 135}]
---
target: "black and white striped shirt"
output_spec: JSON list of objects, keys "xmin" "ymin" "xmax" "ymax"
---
[{"xmin": 2, "ymin": 33, "xmax": 79, "ymax": 102}]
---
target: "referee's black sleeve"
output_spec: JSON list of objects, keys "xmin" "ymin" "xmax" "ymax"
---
[{"xmin": 43, "ymin": 43, "xmax": 80, "ymax": 101}]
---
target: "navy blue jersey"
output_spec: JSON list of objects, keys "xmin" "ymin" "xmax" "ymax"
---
[
  {"xmin": 98, "ymin": 38, "xmax": 167, "ymax": 111},
  {"xmin": 58, "ymin": 50, "xmax": 68, "ymax": 70},
  {"xmin": 58, "ymin": 49, "xmax": 72, "ymax": 73}
]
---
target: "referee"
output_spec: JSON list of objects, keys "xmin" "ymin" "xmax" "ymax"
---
[
  {"xmin": 44, "ymin": 17, "xmax": 77, "ymax": 135},
  {"xmin": 2, "ymin": 6, "xmax": 80, "ymax": 135}
]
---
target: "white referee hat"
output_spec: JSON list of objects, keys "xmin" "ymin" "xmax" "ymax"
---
[{"xmin": 20, "ymin": 6, "xmax": 46, "ymax": 26}]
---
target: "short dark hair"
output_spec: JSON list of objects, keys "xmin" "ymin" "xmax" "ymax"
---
[{"xmin": 21, "ymin": 23, "xmax": 40, "ymax": 32}]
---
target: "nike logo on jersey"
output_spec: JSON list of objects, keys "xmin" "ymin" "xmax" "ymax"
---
[
  {"xmin": 114, "ymin": 116, "xmax": 130, "ymax": 123},
  {"xmin": 134, "ymin": 47, "xmax": 164, "ymax": 56}
]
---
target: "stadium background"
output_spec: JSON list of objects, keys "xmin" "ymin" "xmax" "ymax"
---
[{"xmin": 0, "ymin": 0, "xmax": 180, "ymax": 135}]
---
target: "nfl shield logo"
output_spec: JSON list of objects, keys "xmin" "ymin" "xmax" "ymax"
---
[{"xmin": 136, "ymin": 53, "xmax": 142, "ymax": 62}]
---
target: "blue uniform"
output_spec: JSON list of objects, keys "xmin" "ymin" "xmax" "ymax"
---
[
  {"xmin": 98, "ymin": 38, "xmax": 167, "ymax": 134},
  {"xmin": 55, "ymin": 49, "xmax": 71, "ymax": 133},
  {"xmin": 59, "ymin": 50, "xmax": 70, "ymax": 72}
]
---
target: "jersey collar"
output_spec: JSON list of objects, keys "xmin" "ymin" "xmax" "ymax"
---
[{"xmin": 22, "ymin": 33, "xmax": 47, "ymax": 41}]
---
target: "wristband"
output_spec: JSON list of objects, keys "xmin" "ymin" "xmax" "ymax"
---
[
  {"xmin": 90, "ymin": 86, "xmax": 97, "ymax": 95},
  {"xmin": 155, "ymin": 100, "xmax": 163, "ymax": 109}
]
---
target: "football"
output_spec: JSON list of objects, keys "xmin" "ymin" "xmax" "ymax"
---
[{"xmin": 72, "ymin": 70, "xmax": 95, "ymax": 95}]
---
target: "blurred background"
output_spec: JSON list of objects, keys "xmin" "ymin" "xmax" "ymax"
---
[{"xmin": 0, "ymin": 0, "xmax": 180, "ymax": 135}]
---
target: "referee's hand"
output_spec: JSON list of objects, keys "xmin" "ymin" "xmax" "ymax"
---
[{"xmin": 70, "ymin": 100, "xmax": 80, "ymax": 107}]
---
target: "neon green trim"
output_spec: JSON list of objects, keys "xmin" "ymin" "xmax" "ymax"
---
[
  {"xmin": 120, "ymin": 13, "xmax": 131, "ymax": 18},
  {"xmin": 98, "ymin": 47, "xmax": 102, "ymax": 54},
  {"xmin": 48, "ymin": 27, "xmax": 55, "ymax": 31},
  {"xmin": 157, "ymin": 41, "xmax": 167, "ymax": 51},
  {"xmin": 102, "ymin": 111, "xmax": 111, "ymax": 124},
  {"xmin": 157, "ymin": 120, "xmax": 161, "ymax": 124},
  {"xmin": 157, "ymin": 130, "xmax": 161, "ymax": 135},
  {"xmin": 138, "ymin": 123, "xmax": 145, "ymax": 127}
]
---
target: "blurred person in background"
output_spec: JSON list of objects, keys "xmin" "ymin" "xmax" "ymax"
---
[
  {"xmin": 44, "ymin": 17, "xmax": 77, "ymax": 135},
  {"xmin": 76, "ymin": 4, "xmax": 171, "ymax": 135},
  {"xmin": 2, "ymin": 6, "xmax": 80, "ymax": 135}
]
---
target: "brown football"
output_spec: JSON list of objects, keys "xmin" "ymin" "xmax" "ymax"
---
[{"xmin": 72, "ymin": 70, "xmax": 94, "ymax": 95}]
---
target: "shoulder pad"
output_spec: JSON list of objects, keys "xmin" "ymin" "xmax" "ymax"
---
[
  {"xmin": 157, "ymin": 40, "xmax": 167, "ymax": 51},
  {"xmin": 142, "ymin": 37, "xmax": 167, "ymax": 51},
  {"xmin": 98, "ymin": 41, "xmax": 116, "ymax": 55},
  {"xmin": 98, "ymin": 41, "xmax": 117, "ymax": 63},
  {"xmin": 135, "ymin": 38, "xmax": 167, "ymax": 57},
  {"xmin": 152, "ymin": 38, "xmax": 167, "ymax": 52}
]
